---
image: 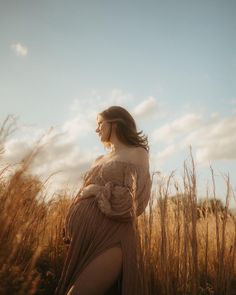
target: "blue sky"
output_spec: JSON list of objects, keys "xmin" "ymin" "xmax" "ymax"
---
[{"xmin": 0, "ymin": 0, "xmax": 235, "ymax": 206}]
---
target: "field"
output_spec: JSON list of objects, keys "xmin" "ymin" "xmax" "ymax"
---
[{"xmin": 0, "ymin": 119, "xmax": 235, "ymax": 295}]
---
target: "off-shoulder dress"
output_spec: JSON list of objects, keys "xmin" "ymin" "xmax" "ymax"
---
[{"xmin": 55, "ymin": 159, "xmax": 151, "ymax": 295}]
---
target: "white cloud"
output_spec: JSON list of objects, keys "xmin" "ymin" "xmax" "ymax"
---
[
  {"xmin": 187, "ymin": 116, "xmax": 236, "ymax": 163},
  {"xmin": 155, "ymin": 145, "xmax": 178, "ymax": 169},
  {"xmin": 157, "ymin": 145, "xmax": 177, "ymax": 159},
  {"xmin": 153, "ymin": 114, "xmax": 236, "ymax": 165},
  {"xmin": 10, "ymin": 42, "xmax": 28, "ymax": 57},
  {"xmin": 1, "ymin": 115, "xmax": 99, "ymax": 193},
  {"xmin": 4, "ymin": 139, "xmax": 32, "ymax": 163},
  {"xmin": 2, "ymin": 134, "xmax": 94, "ymax": 194},
  {"xmin": 133, "ymin": 96, "xmax": 158, "ymax": 118},
  {"xmin": 62, "ymin": 117, "xmax": 93, "ymax": 141},
  {"xmin": 149, "ymin": 112, "xmax": 236, "ymax": 174},
  {"xmin": 210, "ymin": 112, "xmax": 219, "ymax": 120},
  {"xmin": 151, "ymin": 113, "xmax": 202, "ymax": 143}
]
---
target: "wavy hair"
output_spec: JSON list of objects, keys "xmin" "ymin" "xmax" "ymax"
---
[{"xmin": 99, "ymin": 106, "xmax": 149, "ymax": 152}]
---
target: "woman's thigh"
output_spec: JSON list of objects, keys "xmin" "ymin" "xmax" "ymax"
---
[{"xmin": 67, "ymin": 246, "xmax": 123, "ymax": 295}]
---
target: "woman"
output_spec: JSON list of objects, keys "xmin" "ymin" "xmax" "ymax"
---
[{"xmin": 55, "ymin": 106, "xmax": 152, "ymax": 295}]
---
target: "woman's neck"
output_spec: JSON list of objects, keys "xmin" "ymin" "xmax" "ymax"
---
[{"xmin": 110, "ymin": 143, "xmax": 132, "ymax": 154}]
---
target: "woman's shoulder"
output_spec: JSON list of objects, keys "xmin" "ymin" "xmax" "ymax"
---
[
  {"xmin": 131, "ymin": 146, "xmax": 148, "ymax": 156},
  {"xmin": 95, "ymin": 155, "xmax": 104, "ymax": 162},
  {"xmin": 111, "ymin": 146, "xmax": 149, "ymax": 167},
  {"xmin": 89, "ymin": 155, "xmax": 104, "ymax": 168},
  {"xmin": 128, "ymin": 146, "xmax": 149, "ymax": 166},
  {"xmin": 92, "ymin": 147, "xmax": 149, "ymax": 168}
]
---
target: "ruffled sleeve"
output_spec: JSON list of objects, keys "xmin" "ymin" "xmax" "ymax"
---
[{"xmin": 95, "ymin": 164, "xmax": 151, "ymax": 222}]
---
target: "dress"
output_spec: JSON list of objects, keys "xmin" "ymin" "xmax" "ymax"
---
[{"xmin": 55, "ymin": 159, "xmax": 152, "ymax": 295}]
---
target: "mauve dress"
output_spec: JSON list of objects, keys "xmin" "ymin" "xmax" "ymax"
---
[{"xmin": 55, "ymin": 159, "xmax": 151, "ymax": 295}]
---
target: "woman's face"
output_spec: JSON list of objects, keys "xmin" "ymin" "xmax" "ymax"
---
[{"xmin": 95, "ymin": 115, "xmax": 111, "ymax": 142}]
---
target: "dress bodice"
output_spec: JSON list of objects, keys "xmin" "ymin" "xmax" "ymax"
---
[
  {"xmin": 75, "ymin": 160, "xmax": 152, "ymax": 222},
  {"xmin": 82, "ymin": 160, "xmax": 150, "ymax": 188}
]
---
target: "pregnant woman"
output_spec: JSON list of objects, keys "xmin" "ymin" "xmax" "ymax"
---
[{"xmin": 55, "ymin": 106, "xmax": 151, "ymax": 295}]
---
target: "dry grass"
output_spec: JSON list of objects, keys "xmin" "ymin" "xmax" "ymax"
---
[
  {"xmin": 138, "ymin": 152, "xmax": 236, "ymax": 295},
  {"xmin": 0, "ymin": 118, "xmax": 235, "ymax": 294}
]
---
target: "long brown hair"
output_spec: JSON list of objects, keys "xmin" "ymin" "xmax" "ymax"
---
[{"xmin": 99, "ymin": 106, "xmax": 149, "ymax": 152}]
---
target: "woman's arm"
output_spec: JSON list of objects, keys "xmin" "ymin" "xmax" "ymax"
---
[
  {"xmin": 80, "ymin": 148, "xmax": 151, "ymax": 221},
  {"xmin": 80, "ymin": 184, "xmax": 102, "ymax": 198}
]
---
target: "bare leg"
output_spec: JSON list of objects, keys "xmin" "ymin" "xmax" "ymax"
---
[{"xmin": 67, "ymin": 246, "xmax": 123, "ymax": 295}]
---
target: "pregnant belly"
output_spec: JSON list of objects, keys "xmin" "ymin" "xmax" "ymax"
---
[{"xmin": 65, "ymin": 197, "xmax": 99, "ymax": 240}]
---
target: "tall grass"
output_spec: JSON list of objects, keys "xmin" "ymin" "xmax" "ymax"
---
[
  {"xmin": 139, "ymin": 152, "xmax": 236, "ymax": 295},
  {"xmin": 0, "ymin": 118, "xmax": 235, "ymax": 294}
]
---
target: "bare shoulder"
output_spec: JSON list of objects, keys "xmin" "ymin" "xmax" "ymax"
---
[
  {"xmin": 95, "ymin": 155, "xmax": 104, "ymax": 162},
  {"xmin": 129, "ymin": 147, "xmax": 149, "ymax": 166},
  {"xmin": 92, "ymin": 155, "xmax": 104, "ymax": 167}
]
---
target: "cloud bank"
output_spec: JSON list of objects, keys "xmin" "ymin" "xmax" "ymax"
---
[
  {"xmin": 151, "ymin": 113, "xmax": 236, "ymax": 167},
  {"xmin": 2, "ymin": 91, "xmax": 235, "ymax": 194},
  {"xmin": 133, "ymin": 96, "xmax": 158, "ymax": 118}
]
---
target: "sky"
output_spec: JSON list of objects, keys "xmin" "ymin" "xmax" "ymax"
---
[{"xmin": 0, "ymin": 0, "xmax": 236, "ymax": 206}]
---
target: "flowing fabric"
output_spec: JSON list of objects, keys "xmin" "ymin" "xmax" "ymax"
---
[{"xmin": 55, "ymin": 160, "xmax": 151, "ymax": 295}]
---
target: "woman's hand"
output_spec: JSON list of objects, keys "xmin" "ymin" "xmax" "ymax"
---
[{"xmin": 80, "ymin": 184, "xmax": 101, "ymax": 198}]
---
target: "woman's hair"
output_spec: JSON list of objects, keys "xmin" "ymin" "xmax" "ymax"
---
[{"xmin": 99, "ymin": 106, "xmax": 149, "ymax": 152}]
